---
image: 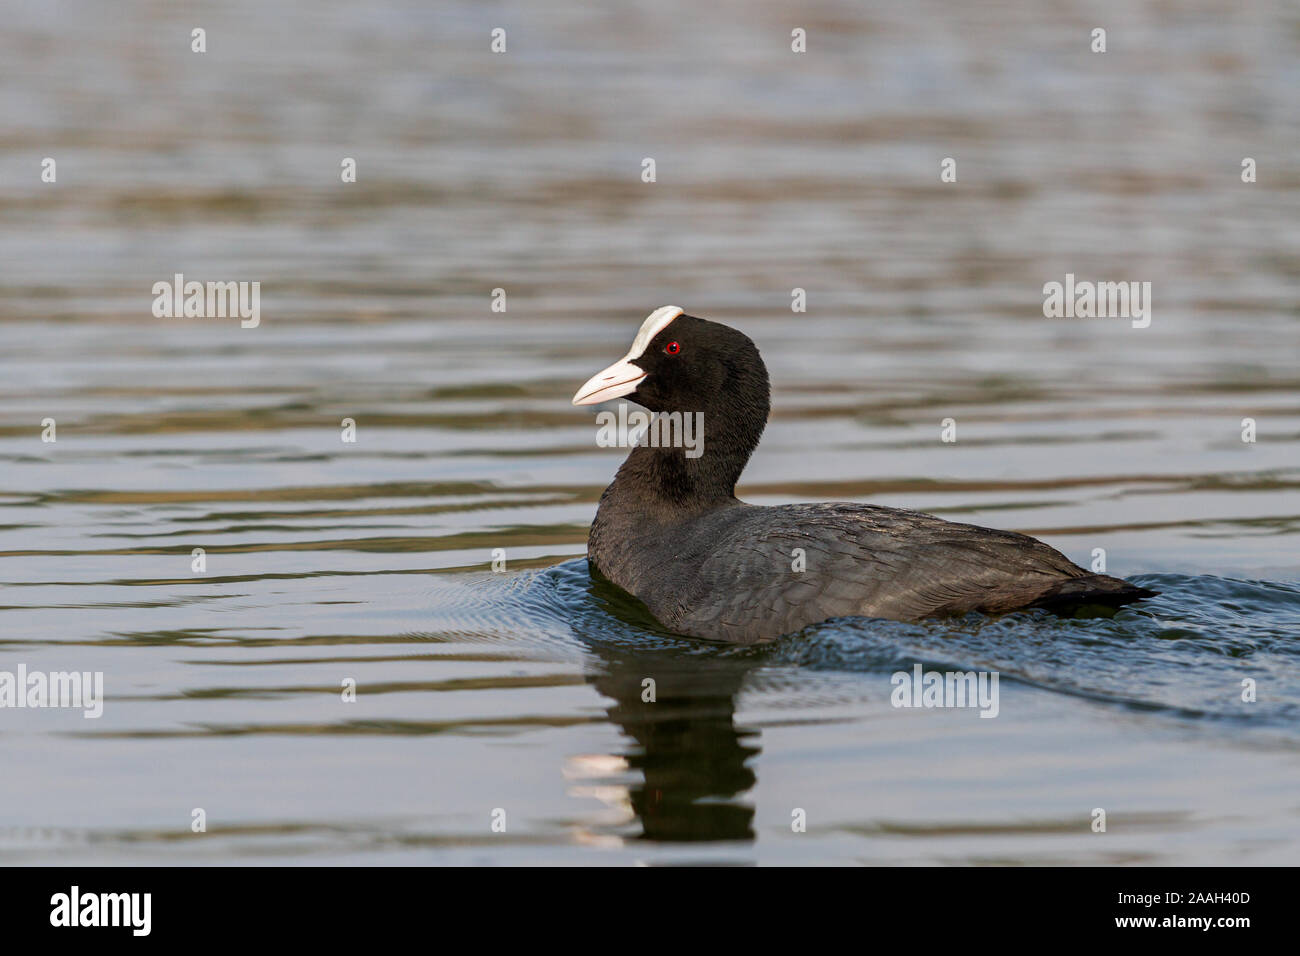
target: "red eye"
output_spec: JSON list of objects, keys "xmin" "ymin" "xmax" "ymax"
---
[{"xmin": 665, "ymin": 341, "xmax": 680, "ymax": 355}]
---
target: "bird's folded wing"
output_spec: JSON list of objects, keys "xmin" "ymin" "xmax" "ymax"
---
[{"xmin": 665, "ymin": 503, "xmax": 1084, "ymax": 641}]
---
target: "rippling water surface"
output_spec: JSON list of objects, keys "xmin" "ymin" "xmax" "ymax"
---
[{"xmin": 2, "ymin": 0, "xmax": 1298, "ymax": 864}]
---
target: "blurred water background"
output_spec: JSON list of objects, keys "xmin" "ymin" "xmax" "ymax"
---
[{"xmin": 1, "ymin": 0, "xmax": 1297, "ymax": 864}]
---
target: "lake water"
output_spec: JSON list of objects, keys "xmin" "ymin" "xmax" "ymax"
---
[{"xmin": 1, "ymin": 0, "xmax": 1298, "ymax": 865}]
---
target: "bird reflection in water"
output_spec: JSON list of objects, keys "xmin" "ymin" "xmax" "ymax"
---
[{"xmin": 565, "ymin": 575, "xmax": 763, "ymax": 844}]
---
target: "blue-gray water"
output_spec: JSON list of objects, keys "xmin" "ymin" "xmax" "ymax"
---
[{"xmin": 1, "ymin": 0, "xmax": 1298, "ymax": 864}]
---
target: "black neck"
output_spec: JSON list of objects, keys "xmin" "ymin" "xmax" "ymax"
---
[{"xmin": 607, "ymin": 396, "xmax": 769, "ymax": 513}]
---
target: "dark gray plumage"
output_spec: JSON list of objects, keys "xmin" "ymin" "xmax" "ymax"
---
[{"xmin": 574, "ymin": 309, "xmax": 1153, "ymax": 644}]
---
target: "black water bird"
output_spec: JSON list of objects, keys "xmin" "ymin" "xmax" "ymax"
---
[{"xmin": 572, "ymin": 307, "xmax": 1154, "ymax": 643}]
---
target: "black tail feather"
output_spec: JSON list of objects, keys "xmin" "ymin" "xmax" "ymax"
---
[{"xmin": 1030, "ymin": 574, "xmax": 1156, "ymax": 613}]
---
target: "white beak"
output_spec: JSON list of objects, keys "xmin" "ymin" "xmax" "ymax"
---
[{"xmin": 571, "ymin": 358, "xmax": 647, "ymax": 406}]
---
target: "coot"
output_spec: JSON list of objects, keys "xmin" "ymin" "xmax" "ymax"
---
[{"xmin": 573, "ymin": 307, "xmax": 1153, "ymax": 643}]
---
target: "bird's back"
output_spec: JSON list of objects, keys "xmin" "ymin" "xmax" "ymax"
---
[{"xmin": 593, "ymin": 501, "xmax": 1150, "ymax": 643}]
